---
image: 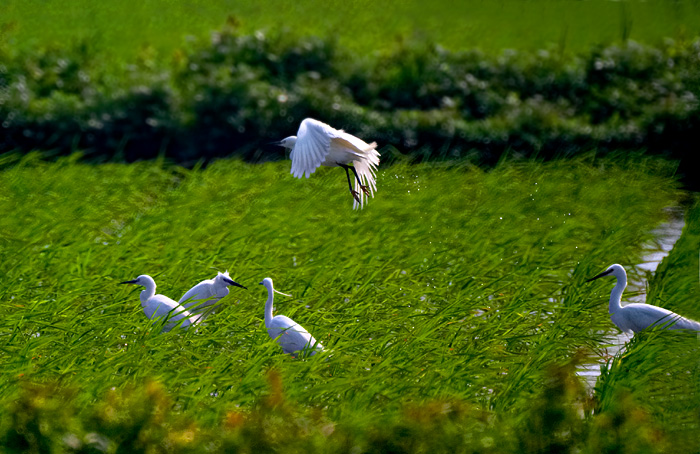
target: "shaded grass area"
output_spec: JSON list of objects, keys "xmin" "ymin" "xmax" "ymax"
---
[
  {"xmin": 2, "ymin": 0, "xmax": 700, "ymax": 61},
  {"xmin": 0, "ymin": 155, "xmax": 685, "ymax": 451},
  {"xmin": 593, "ymin": 198, "xmax": 700, "ymax": 447}
]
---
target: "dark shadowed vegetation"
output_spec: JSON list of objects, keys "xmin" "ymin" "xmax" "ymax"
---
[{"xmin": 1, "ymin": 27, "xmax": 700, "ymax": 185}]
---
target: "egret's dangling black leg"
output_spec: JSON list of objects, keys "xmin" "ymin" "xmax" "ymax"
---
[
  {"xmin": 348, "ymin": 164, "xmax": 371, "ymax": 196},
  {"xmin": 338, "ymin": 163, "xmax": 361, "ymax": 203}
]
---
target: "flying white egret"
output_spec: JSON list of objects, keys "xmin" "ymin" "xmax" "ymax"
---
[
  {"xmin": 178, "ymin": 271, "xmax": 246, "ymax": 320},
  {"xmin": 260, "ymin": 277, "xmax": 323, "ymax": 357},
  {"xmin": 270, "ymin": 118, "xmax": 380, "ymax": 209},
  {"xmin": 587, "ymin": 264, "xmax": 700, "ymax": 333},
  {"xmin": 120, "ymin": 275, "xmax": 200, "ymax": 332}
]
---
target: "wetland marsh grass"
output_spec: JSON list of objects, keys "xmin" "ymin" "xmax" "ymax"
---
[{"xmin": 0, "ymin": 154, "xmax": 691, "ymax": 451}]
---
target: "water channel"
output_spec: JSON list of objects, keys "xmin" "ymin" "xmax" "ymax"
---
[{"xmin": 576, "ymin": 207, "xmax": 686, "ymax": 391}]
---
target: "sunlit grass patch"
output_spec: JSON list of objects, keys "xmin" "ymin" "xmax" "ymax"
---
[
  {"xmin": 0, "ymin": 155, "xmax": 681, "ymax": 427},
  {"xmin": 3, "ymin": 0, "xmax": 700, "ymax": 61}
]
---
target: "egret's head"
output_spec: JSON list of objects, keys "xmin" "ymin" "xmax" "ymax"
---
[
  {"xmin": 259, "ymin": 277, "xmax": 274, "ymax": 289},
  {"xmin": 119, "ymin": 275, "xmax": 152, "ymax": 287},
  {"xmin": 586, "ymin": 264, "xmax": 627, "ymax": 282},
  {"xmin": 270, "ymin": 136, "xmax": 297, "ymax": 149},
  {"xmin": 216, "ymin": 270, "xmax": 247, "ymax": 289},
  {"xmin": 259, "ymin": 278, "xmax": 292, "ymax": 297},
  {"xmin": 215, "ymin": 270, "xmax": 230, "ymax": 283}
]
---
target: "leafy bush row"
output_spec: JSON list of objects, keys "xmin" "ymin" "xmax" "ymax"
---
[
  {"xmin": 1, "ymin": 25, "xmax": 699, "ymax": 166},
  {"xmin": 1, "ymin": 366, "xmax": 666, "ymax": 454}
]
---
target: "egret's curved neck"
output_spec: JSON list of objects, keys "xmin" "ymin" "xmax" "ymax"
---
[
  {"xmin": 264, "ymin": 286, "xmax": 274, "ymax": 327},
  {"xmin": 139, "ymin": 278, "xmax": 156, "ymax": 305},
  {"xmin": 609, "ymin": 274, "xmax": 626, "ymax": 314}
]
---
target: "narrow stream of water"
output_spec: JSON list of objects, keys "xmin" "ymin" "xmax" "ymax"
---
[{"xmin": 576, "ymin": 207, "xmax": 686, "ymax": 391}]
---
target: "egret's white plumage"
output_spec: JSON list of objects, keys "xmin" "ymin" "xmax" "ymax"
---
[
  {"xmin": 260, "ymin": 277, "xmax": 323, "ymax": 356},
  {"xmin": 588, "ymin": 264, "xmax": 700, "ymax": 333},
  {"xmin": 273, "ymin": 118, "xmax": 380, "ymax": 209},
  {"xmin": 178, "ymin": 271, "xmax": 246, "ymax": 320},
  {"xmin": 120, "ymin": 275, "xmax": 200, "ymax": 332}
]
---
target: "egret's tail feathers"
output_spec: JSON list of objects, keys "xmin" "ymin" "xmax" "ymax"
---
[
  {"xmin": 352, "ymin": 151, "xmax": 380, "ymax": 210},
  {"xmin": 672, "ymin": 316, "xmax": 700, "ymax": 331}
]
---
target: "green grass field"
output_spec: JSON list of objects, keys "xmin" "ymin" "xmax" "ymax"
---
[
  {"xmin": 3, "ymin": 0, "xmax": 700, "ymax": 450},
  {"xmin": 1, "ymin": 153, "xmax": 695, "ymax": 450},
  {"xmin": 2, "ymin": 0, "xmax": 700, "ymax": 61}
]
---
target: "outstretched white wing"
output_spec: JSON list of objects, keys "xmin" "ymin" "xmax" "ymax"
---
[{"xmin": 290, "ymin": 118, "xmax": 341, "ymax": 178}]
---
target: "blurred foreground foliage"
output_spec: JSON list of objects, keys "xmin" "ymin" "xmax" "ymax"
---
[
  {"xmin": 0, "ymin": 366, "xmax": 670, "ymax": 454},
  {"xmin": 1, "ymin": 25, "xmax": 699, "ymax": 171}
]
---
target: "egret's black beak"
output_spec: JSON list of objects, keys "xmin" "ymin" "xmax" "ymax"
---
[
  {"xmin": 223, "ymin": 277, "xmax": 247, "ymax": 289},
  {"xmin": 586, "ymin": 269, "xmax": 613, "ymax": 283},
  {"xmin": 268, "ymin": 141, "xmax": 284, "ymax": 147},
  {"xmin": 119, "ymin": 279, "xmax": 139, "ymax": 285}
]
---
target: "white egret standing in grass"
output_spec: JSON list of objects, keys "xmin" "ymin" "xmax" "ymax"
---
[
  {"xmin": 270, "ymin": 118, "xmax": 380, "ymax": 209},
  {"xmin": 587, "ymin": 264, "xmax": 700, "ymax": 333},
  {"xmin": 120, "ymin": 275, "xmax": 199, "ymax": 332},
  {"xmin": 178, "ymin": 271, "xmax": 247, "ymax": 320},
  {"xmin": 260, "ymin": 277, "xmax": 323, "ymax": 356}
]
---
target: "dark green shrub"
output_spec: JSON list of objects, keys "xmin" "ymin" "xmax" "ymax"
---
[{"xmin": 1, "ymin": 28, "xmax": 700, "ymax": 179}]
